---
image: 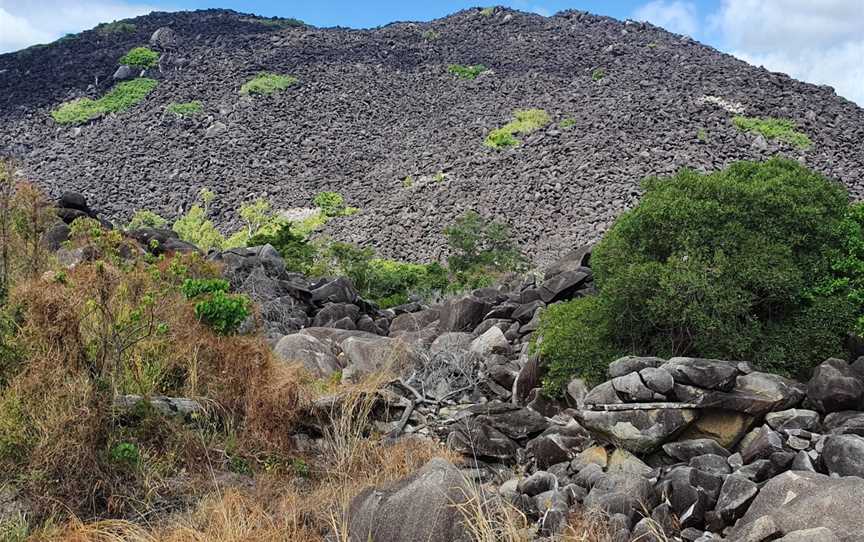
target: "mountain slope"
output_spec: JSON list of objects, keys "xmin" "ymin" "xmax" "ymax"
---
[{"xmin": 2, "ymin": 7, "xmax": 863, "ymax": 265}]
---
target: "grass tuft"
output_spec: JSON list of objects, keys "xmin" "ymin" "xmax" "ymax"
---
[
  {"xmin": 484, "ymin": 109, "xmax": 551, "ymax": 149},
  {"xmin": 52, "ymin": 78, "xmax": 158, "ymax": 125},
  {"xmin": 732, "ymin": 116, "xmax": 812, "ymax": 149},
  {"xmin": 119, "ymin": 46, "xmax": 159, "ymax": 68},
  {"xmin": 96, "ymin": 21, "xmax": 137, "ymax": 35},
  {"xmin": 448, "ymin": 64, "xmax": 488, "ymax": 80},
  {"xmin": 166, "ymin": 101, "xmax": 203, "ymax": 117},
  {"xmin": 240, "ymin": 73, "xmax": 298, "ymax": 96}
]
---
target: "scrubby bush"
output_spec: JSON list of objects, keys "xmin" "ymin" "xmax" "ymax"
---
[
  {"xmin": 126, "ymin": 209, "xmax": 167, "ymax": 230},
  {"xmin": 448, "ymin": 64, "xmax": 487, "ymax": 79},
  {"xmin": 538, "ymin": 158, "xmax": 860, "ymax": 395},
  {"xmin": 96, "ymin": 21, "xmax": 136, "ymax": 35},
  {"xmin": 480, "ymin": 7, "xmax": 495, "ymax": 16},
  {"xmin": 444, "ymin": 210, "xmax": 524, "ymax": 274},
  {"xmin": 240, "ymin": 73, "xmax": 298, "ymax": 96},
  {"xmin": 166, "ymin": 101, "xmax": 203, "ymax": 117},
  {"xmin": 313, "ymin": 191, "xmax": 356, "ymax": 217},
  {"xmin": 193, "ymin": 290, "xmax": 251, "ymax": 335},
  {"xmin": 173, "ymin": 189, "xmax": 225, "ymax": 251},
  {"xmin": 485, "ymin": 109, "xmax": 550, "ymax": 149},
  {"xmin": 52, "ymin": 78, "xmax": 157, "ymax": 125},
  {"xmin": 181, "ymin": 278, "xmax": 230, "ymax": 299},
  {"xmin": 592, "ymin": 67, "xmax": 606, "ymax": 81},
  {"xmin": 732, "ymin": 116, "xmax": 812, "ymax": 149},
  {"xmin": 120, "ymin": 46, "xmax": 159, "ymax": 68},
  {"xmin": 248, "ymin": 222, "xmax": 317, "ymax": 274}
]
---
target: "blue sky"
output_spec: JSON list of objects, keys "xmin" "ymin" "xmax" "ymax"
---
[{"xmin": 1, "ymin": 1, "xmax": 862, "ymax": 105}]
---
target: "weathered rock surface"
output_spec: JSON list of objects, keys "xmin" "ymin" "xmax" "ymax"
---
[{"xmin": 347, "ymin": 458, "xmax": 472, "ymax": 542}]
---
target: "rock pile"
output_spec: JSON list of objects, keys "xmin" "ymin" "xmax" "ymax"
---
[{"xmin": 3, "ymin": 8, "xmax": 864, "ymax": 265}]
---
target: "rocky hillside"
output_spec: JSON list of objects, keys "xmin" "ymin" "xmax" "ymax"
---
[{"xmin": 2, "ymin": 7, "xmax": 864, "ymax": 265}]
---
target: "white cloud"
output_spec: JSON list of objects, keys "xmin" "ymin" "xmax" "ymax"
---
[
  {"xmin": 633, "ymin": 0, "xmax": 699, "ymax": 37},
  {"xmin": 711, "ymin": 0, "xmax": 864, "ymax": 106},
  {"xmin": 0, "ymin": 0, "xmax": 162, "ymax": 53}
]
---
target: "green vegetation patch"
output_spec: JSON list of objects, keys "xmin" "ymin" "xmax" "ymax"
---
[
  {"xmin": 560, "ymin": 118, "xmax": 577, "ymax": 130},
  {"xmin": 241, "ymin": 16, "xmax": 305, "ymax": 28},
  {"xmin": 592, "ymin": 67, "xmax": 606, "ymax": 81},
  {"xmin": 120, "ymin": 46, "xmax": 159, "ymax": 68},
  {"xmin": 480, "ymin": 7, "xmax": 496, "ymax": 16},
  {"xmin": 732, "ymin": 116, "xmax": 812, "ymax": 149},
  {"xmin": 240, "ymin": 73, "xmax": 298, "ymax": 96},
  {"xmin": 484, "ymin": 109, "xmax": 551, "ymax": 149},
  {"xmin": 447, "ymin": 64, "xmax": 488, "ymax": 80},
  {"xmin": 422, "ymin": 29, "xmax": 441, "ymax": 41},
  {"xmin": 96, "ymin": 21, "xmax": 137, "ymax": 35},
  {"xmin": 166, "ymin": 101, "xmax": 203, "ymax": 117},
  {"xmin": 51, "ymin": 78, "xmax": 158, "ymax": 125},
  {"xmin": 537, "ymin": 158, "xmax": 862, "ymax": 395}
]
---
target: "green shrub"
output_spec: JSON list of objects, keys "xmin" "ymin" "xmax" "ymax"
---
[
  {"xmin": 591, "ymin": 67, "xmax": 606, "ymax": 81},
  {"xmin": 120, "ymin": 46, "xmax": 159, "ymax": 68},
  {"xmin": 166, "ymin": 101, "xmax": 203, "ymax": 117},
  {"xmin": 480, "ymin": 7, "xmax": 495, "ymax": 16},
  {"xmin": 96, "ymin": 21, "xmax": 137, "ymax": 35},
  {"xmin": 732, "ymin": 116, "xmax": 812, "ymax": 149},
  {"xmin": 248, "ymin": 222, "xmax": 317, "ymax": 274},
  {"xmin": 313, "ymin": 191, "xmax": 356, "ymax": 217},
  {"xmin": 52, "ymin": 78, "xmax": 157, "ymax": 125},
  {"xmin": 127, "ymin": 210, "xmax": 168, "ymax": 230},
  {"xmin": 539, "ymin": 158, "xmax": 857, "ymax": 395},
  {"xmin": 241, "ymin": 16, "xmax": 305, "ymax": 28},
  {"xmin": 109, "ymin": 441, "xmax": 140, "ymax": 466},
  {"xmin": 365, "ymin": 259, "xmax": 449, "ymax": 308},
  {"xmin": 240, "ymin": 73, "xmax": 298, "ymax": 96},
  {"xmin": 560, "ymin": 118, "xmax": 577, "ymax": 130},
  {"xmin": 537, "ymin": 296, "xmax": 625, "ymax": 392},
  {"xmin": 193, "ymin": 291, "xmax": 251, "ymax": 335},
  {"xmin": 172, "ymin": 190, "xmax": 225, "ymax": 252},
  {"xmin": 181, "ymin": 278, "xmax": 230, "ymax": 299},
  {"xmin": 444, "ymin": 210, "xmax": 525, "ymax": 274},
  {"xmin": 448, "ymin": 64, "xmax": 487, "ymax": 80},
  {"xmin": 485, "ymin": 109, "xmax": 550, "ymax": 149},
  {"xmin": 402, "ymin": 176, "xmax": 414, "ymax": 188},
  {"xmin": 422, "ymin": 30, "xmax": 441, "ymax": 41},
  {"xmin": 0, "ymin": 390, "xmax": 30, "ymax": 464}
]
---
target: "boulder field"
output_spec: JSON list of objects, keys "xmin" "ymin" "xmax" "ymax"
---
[{"xmin": 2, "ymin": 7, "xmax": 864, "ymax": 265}]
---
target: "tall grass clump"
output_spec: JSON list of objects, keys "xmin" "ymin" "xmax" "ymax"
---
[
  {"xmin": 52, "ymin": 78, "xmax": 157, "ymax": 125},
  {"xmin": 538, "ymin": 158, "xmax": 864, "ymax": 395},
  {"xmin": 484, "ymin": 109, "xmax": 551, "ymax": 149},
  {"xmin": 119, "ymin": 46, "xmax": 159, "ymax": 68},
  {"xmin": 240, "ymin": 73, "xmax": 298, "ymax": 96},
  {"xmin": 448, "ymin": 64, "xmax": 488, "ymax": 80},
  {"xmin": 732, "ymin": 116, "xmax": 812, "ymax": 149}
]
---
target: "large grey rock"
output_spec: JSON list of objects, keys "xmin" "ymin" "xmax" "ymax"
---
[
  {"xmin": 714, "ymin": 475, "xmax": 758, "ymax": 523},
  {"xmin": 663, "ymin": 438, "xmax": 730, "ymax": 461},
  {"xmin": 149, "ymin": 26, "xmax": 177, "ymax": 49},
  {"xmin": 340, "ymin": 336, "xmax": 419, "ymax": 381},
  {"xmin": 439, "ymin": 295, "xmax": 490, "ymax": 332},
  {"xmin": 430, "ymin": 332, "xmax": 473, "ymax": 354},
  {"xmin": 765, "ymin": 408, "xmax": 821, "ymax": 432},
  {"xmin": 734, "ymin": 471, "xmax": 864, "ymax": 542},
  {"xmin": 612, "ymin": 371, "xmax": 660, "ymax": 402},
  {"xmin": 662, "ymin": 357, "xmax": 739, "ymax": 391},
  {"xmin": 584, "ymin": 473, "xmax": 658, "ymax": 525},
  {"xmin": 390, "ymin": 308, "xmax": 439, "ymax": 333},
  {"xmin": 447, "ymin": 419, "xmax": 520, "ymax": 460},
  {"xmin": 537, "ymin": 268, "xmax": 590, "ymax": 303},
  {"xmin": 273, "ymin": 333, "xmax": 341, "ymax": 376},
  {"xmin": 463, "ymin": 402, "xmax": 549, "ymax": 440},
  {"xmin": 807, "ymin": 358, "xmax": 864, "ymax": 414},
  {"xmin": 823, "ymin": 410, "xmax": 864, "ymax": 436},
  {"xmin": 776, "ymin": 528, "xmax": 839, "ymax": 542},
  {"xmin": 347, "ymin": 458, "xmax": 471, "ymax": 542},
  {"xmin": 608, "ymin": 356, "xmax": 664, "ymax": 378},
  {"xmin": 821, "ymin": 434, "xmax": 864, "ymax": 477},
  {"xmin": 469, "ymin": 326, "xmax": 510, "ymax": 355},
  {"xmin": 578, "ymin": 408, "xmax": 698, "ymax": 453}
]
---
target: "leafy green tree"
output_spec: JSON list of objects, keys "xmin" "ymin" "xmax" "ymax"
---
[{"xmin": 538, "ymin": 158, "xmax": 859, "ymax": 395}]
